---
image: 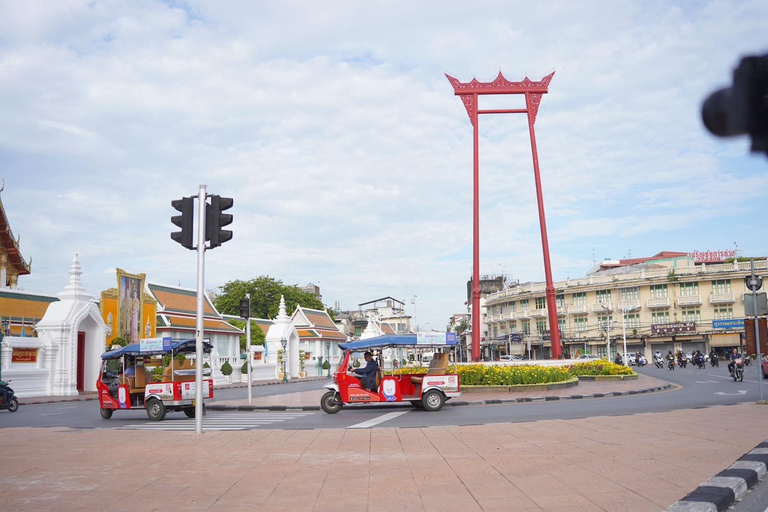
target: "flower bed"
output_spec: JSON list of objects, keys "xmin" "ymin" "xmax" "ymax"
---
[{"xmin": 394, "ymin": 361, "xmax": 633, "ymax": 386}]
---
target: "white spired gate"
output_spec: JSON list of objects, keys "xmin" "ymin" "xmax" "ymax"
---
[{"xmin": 9, "ymin": 255, "xmax": 107, "ymax": 397}]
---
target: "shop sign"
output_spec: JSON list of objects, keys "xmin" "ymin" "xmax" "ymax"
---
[
  {"xmin": 688, "ymin": 250, "xmax": 736, "ymax": 263},
  {"xmin": 509, "ymin": 333, "xmax": 523, "ymax": 343},
  {"xmin": 651, "ymin": 322, "xmax": 696, "ymax": 335},
  {"xmin": 12, "ymin": 348, "xmax": 38, "ymax": 363},
  {"xmin": 712, "ymin": 319, "xmax": 745, "ymax": 330}
]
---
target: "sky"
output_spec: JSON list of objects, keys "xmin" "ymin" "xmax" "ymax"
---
[{"xmin": 1, "ymin": 0, "xmax": 767, "ymax": 332}]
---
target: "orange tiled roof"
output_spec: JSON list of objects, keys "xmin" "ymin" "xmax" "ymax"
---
[
  {"xmin": 303, "ymin": 309, "xmax": 336, "ymax": 329},
  {"xmin": 148, "ymin": 283, "xmax": 216, "ymax": 316},
  {"xmin": 0, "ymin": 291, "xmax": 58, "ymax": 322},
  {"xmin": 159, "ymin": 315, "xmax": 242, "ymax": 333},
  {"xmin": 297, "ymin": 327, "xmax": 346, "ymax": 342}
]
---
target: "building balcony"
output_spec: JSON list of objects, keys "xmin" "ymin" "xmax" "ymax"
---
[
  {"xmin": 617, "ymin": 300, "xmax": 641, "ymax": 312},
  {"xmin": 591, "ymin": 302, "xmax": 613, "ymax": 312},
  {"xmin": 710, "ymin": 293, "xmax": 735, "ymax": 304},
  {"xmin": 557, "ymin": 306, "xmax": 566, "ymax": 317},
  {"xmin": 501, "ymin": 312, "xmax": 514, "ymax": 321},
  {"xmin": 646, "ymin": 297, "xmax": 671, "ymax": 309},
  {"xmin": 568, "ymin": 304, "xmax": 588, "ymax": 315},
  {"xmin": 531, "ymin": 308, "xmax": 547, "ymax": 318},
  {"xmin": 677, "ymin": 295, "xmax": 702, "ymax": 306},
  {"xmin": 517, "ymin": 309, "xmax": 531, "ymax": 319}
]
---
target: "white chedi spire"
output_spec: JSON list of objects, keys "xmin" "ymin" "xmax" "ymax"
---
[
  {"xmin": 58, "ymin": 253, "xmax": 91, "ymax": 300},
  {"xmin": 276, "ymin": 295, "xmax": 289, "ymax": 322}
]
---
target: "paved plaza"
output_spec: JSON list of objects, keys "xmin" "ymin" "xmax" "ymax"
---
[{"xmin": 4, "ymin": 376, "xmax": 768, "ymax": 511}]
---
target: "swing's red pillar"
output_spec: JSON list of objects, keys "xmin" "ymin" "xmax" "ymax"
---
[{"xmin": 447, "ymin": 71, "xmax": 561, "ymax": 360}]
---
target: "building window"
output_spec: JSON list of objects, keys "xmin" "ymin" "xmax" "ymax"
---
[
  {"xmin": 535, "ymin": 297, "xmax": 546, "ymax": 309},
  {"xmin": 572, "ymin": 292, "xmax": 586, "ymax": 305},
  {"xmin": 714, "ymin": 306, "xmax": 733, "ymax": 320},
  {"xmin": 556, "ymin": 294, "xmax": 565, "ymax": 308},
  {"xmin": 625, "ymin": 314, "xmax": 640, "ymax": 329},
  {"xmin": 650, "ymin": 284, "xmax": 668, "ymax": 299},
  {"xmin": 520, "ymin": 299, "xmax": 529, "ymax": 311},
  {"xmin": 509, "ymin": 301, "xmax": 516, "ymax": 312},
  {"xmin": 574, "ymin": 316, "xmax": 588, "ymax": 332},
  {"xmin": 596, "ymin": 290, "xmax": 612, "ymax": 304},
  {"xmin": 712, "ymin": 280, "xmax": 731, "ymax": 294},
  {"xmin": 679, "ymin": 282, "xmax": 699, "ymax": 296},
  {"xmin": 509, "ymin": 320, "xmax": 517, "ymax": 330},
  {"xmin": 620, "ymin": 287, "xmax": 639, "ymax": 301},
  {"xmin": 597, "ymin": 315, "xmax": 613, "ymax": 330},
  {"xmin": 681, "ymin": 307, "xmax": 701, "ymax": 324},
  {"xmin": 492, "ymin": 326, "xmax": 498, "ymax": 339},
  {"xmin": 521, "ymin": 320, "xmax": 530, "ymax": 335},
  {"xmin": 536, "ymin": 320, "xmax": 547, "ymax": 333},
  {"xmin": 652, "ymin": 311, "xmax": 670, "ymax": 324}
]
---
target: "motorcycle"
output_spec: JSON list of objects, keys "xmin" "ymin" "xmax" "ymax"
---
[
  {"xmin": 0, "ymin": 380, "xmax": 20, "ymax": 413},
  {"xmin": 678, "ymin": 356, "xmax": 687, "ymax": 369},
  {"xmin": 696, "ymin": 354, "xmax": 706, "ymax": 369},
  {"xmin": 732, "ymin": 358, "xmax": 744, "ymax": 382},
  {"xmin": 636, "ymin": 355, "xmax": 646, "ymax": 367},
  {"xmin": 654, "ymin": 356, "xmax": 664, "ymax": 369},
  {"xmin": 710, "ymin": 355, "xmax": 719, "ymax": 367},
  {"xmin": 668, "ymin": 358, "xmax": 675, "ymax": 371}
]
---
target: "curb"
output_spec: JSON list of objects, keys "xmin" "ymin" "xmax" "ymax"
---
[
  {"xmin": 461, "ymin": 376, "xmax": 580, "ymax": 393},
  {"xmin": 18, "ymin": 377, "xmax": 329, "ymax": 406},
  {"xmin": 206, "ymin": 382, "xmax": 673, "ymax": 412},
  {"xmin": 666, "ymin": 441, "xmax": 768, "ymax": 512}
]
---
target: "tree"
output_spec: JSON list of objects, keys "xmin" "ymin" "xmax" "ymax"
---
[
  {"xmin": 215, "ymin": 276, "xmax": 333, "ymax": 322},
  {"xmin": 228, "ymin": 319, "xmax": 266, "ymax": 352}
]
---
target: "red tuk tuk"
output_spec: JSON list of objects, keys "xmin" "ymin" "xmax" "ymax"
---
[
  {"xmin": 97, "ymin": 338, "xmax": 214, "ymax": 421},
  {"xmin": 321, "ymin": 333, "xmax": 461, "ymax": 414}
]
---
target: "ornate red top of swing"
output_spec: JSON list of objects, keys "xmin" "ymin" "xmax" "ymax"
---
[{"xmin": 445, "ymin": 71, "xmax": 555, "ymax": 95}]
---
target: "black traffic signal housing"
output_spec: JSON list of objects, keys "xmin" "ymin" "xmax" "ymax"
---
[
  {"xmin": 206, "ymin": 195, "xmax": 233, "ymax": 248},
  {"xmin": 239, "ymin": 297, "xmax": 250, "ymax": 319},
  {"xmin": 170, "ymin": 196, "xmax": 194, "ymax": 249}
]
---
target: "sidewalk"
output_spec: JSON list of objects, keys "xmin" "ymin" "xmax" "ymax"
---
[
  {"xmin": 208, "ymin": 374, "xmax": 673, "ymax": 410},
  {"xmin": 4, "ymin": 403, "xmax": 768, "ymax": 511}
]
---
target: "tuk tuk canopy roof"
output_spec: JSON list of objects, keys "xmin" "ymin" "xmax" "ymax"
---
[
  {"xmin": 339, "ymin": 333, "xmax": 457, "ymax": 351},
  {"xmin": 100, "ymin": 338, "xmax": 213, "ymax": 359}
]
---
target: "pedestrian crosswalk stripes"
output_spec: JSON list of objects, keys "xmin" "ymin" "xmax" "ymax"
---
[{"xmin": 116, "ymin": 411, "xmax": 315, "ymax": 431}]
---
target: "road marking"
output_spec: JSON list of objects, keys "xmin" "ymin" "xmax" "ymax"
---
[
  {"xmin": 696, "ymin": 380, "xmax": 719, "ymax": 383},
  {"xmin": 707, "ymin": 374, "xmax": 761, "ymax": 384},
  {"xmin": 347, "ymin": 410, "xmax": 411, "ymax": 429},
  {"xmin": 715, "ymin": 390, "xmax": 747, "ymax": 396},
  {"xmin": 116, "ymin": 411, "xmax": 315, "ymax": 431},
  {"xmin": 40, "ymin": 412, "xmax": 65, "ymax": 416}
]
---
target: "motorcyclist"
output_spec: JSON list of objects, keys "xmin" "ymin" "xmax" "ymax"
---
[
  {"xmin": 728, "ymin": 347, "xmax": 742, "ymax": 376},
  {"xmin": 0, "ymin": 380, "xmax": 11, "ymax": 406},
  {"xmin": 667, "ymin": 350, "xmax": 675, "ymax": 364},
  {"xmin": 709, "ymin": 348, "xmax": 716, "ymax": 361},
  {"xmin": 614, "ymin": 352, "xmax": 623, "ymax": 365}
]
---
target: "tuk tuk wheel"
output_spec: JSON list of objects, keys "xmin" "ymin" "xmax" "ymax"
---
[
  {"xmin": 99, "ymin": 407, "xmax": 113, "ymax": 419},
  {"xmin": 422, "ymin": 390, "xmax": 445, "ymax": 412},
  {"xmin": 321, "ymin": 391, "xmax": 342, "ymax": 414},
  {"xmin": 183, "ymin": 407, "xmax": 195, "ymax": 418},
  {"xmin": 146, "ymin": 398, "xmax": 166, "ymax": 421}
]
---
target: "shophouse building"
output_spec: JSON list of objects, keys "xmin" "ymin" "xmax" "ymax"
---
[{"xmin": 484, "ymin": 252, "xmax": 763, "ymax": 361}]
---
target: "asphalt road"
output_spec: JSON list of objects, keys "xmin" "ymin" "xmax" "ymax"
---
[{"xmin": 2, "ymin": 362, "xmax": 766, "ymax": 432}]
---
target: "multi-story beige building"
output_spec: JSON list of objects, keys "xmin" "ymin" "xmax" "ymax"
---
[{"xmin": 485, "ymin": 252, "xmax": 764, "ymax": 360}]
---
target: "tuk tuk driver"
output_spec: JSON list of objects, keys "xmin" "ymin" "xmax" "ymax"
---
[{"xmin": 353, "ymin": 351, "xmax": 379, "ymax": 391}]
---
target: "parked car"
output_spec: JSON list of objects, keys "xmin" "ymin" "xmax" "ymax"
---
[
  {"xmin": 577, "ymin": 354, "xmax": 600, "ymax": 360},
  {"xmin": 499, "ymin": 355, "xmax": 523, "ymax": 362},
  {"xmin": 762, "ymin": 356, "xmax": 768, "ymax": 379}
]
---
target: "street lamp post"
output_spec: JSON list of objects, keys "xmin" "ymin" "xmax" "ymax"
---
[
  {"xmin": 280, "ymin": 338, "xmax": 287, "ymax": 383},
  {"xmin": 325, "ymin": 341, "xmax": 331, "ymax": 378},
  {"xmin": 0, "ymin": 318, "xmax": 9, "ymax": 381}
]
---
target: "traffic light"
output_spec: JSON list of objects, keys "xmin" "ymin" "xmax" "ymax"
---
[
  {"xmin": 239, "ymin": 297, "xmax": 250, "ymax": 319},
  {"xmin": 206, "ymin": 195, "xmax": 233, "ymax": 248},
  {"xmin": 170, "ymin": 196, "xmax": 194, "ymax": 249}
]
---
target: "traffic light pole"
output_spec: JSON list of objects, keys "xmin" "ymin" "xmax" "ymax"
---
[
  {"xmin": 246, "ymin": 293, "xmax": 252, "ymax": 405},
  {"xmin": 194, "ymin": 184, "xmax": 207, "ymax": 434}
]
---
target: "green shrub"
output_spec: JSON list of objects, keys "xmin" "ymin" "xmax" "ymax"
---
[
  {"xmin": 353, "ymin": 359, "xmax": 360, "ymax": 368},
  {"xmin": 322, "ymin": 360, "xmax": 331, "ymax": 370},
  {"xmin": 221, "ymin": 361, "xmax": 233, "ymax": 376},
  {"xmin": 241, "ymin": 361, "xmax": 248, "ymax": 374}
]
